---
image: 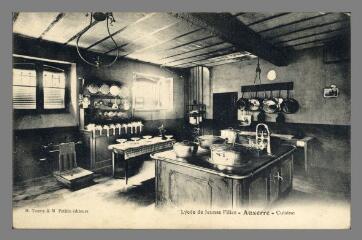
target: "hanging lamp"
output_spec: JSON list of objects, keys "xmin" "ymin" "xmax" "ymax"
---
[{"xmin": 76, "ymin": 12, "xmax": 120, "ymax": 68}]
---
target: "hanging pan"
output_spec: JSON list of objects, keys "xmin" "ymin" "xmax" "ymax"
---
[
  {"xmin": 237, "ymin": 90, "xmax": 250, "ymax": 111},
  {"xmin": 248, "ymin": 89, "xmax": 261, "ymax": 111},
  {"xmin": 281, "ymin": 89, "xmax": 299, "ymax": 114},
  {"xmin": 262, "ymin": 90, "xmax": 278, "ymax": 114},
  {"xmin": 275, "ymin": 89, "xmax": 285, "ymax": 124}
]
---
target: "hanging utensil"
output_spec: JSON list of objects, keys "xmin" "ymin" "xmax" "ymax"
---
[
  {"xmin": 248, "ymin": 57, "xmax": 262, "ymax": 111},
  {"xmin": 281, "ymin": 89, "xmax": 299, "ymax": 114},
  {"xmin": 237, "ymin": 90, "xmax": 249, "ymax": 111},
  {"xmin": 262, "ymin": 90, "xmax": 278, "ymax": 114}
]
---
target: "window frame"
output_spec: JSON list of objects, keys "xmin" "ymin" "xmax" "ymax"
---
[
  {"xmin": 132, "ymin": 72, "xmax": 173, "ymax": 112},
  {"xmin": 13, "ymin": 57, "xmax": 71, "ymax": 114}
]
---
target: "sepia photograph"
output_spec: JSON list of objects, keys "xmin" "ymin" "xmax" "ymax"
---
[{"xmin": 12, "ymin": 11, "xmax": 351, "ymax": 229}]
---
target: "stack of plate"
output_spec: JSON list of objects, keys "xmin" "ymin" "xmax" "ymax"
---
[
  {"xmin": 110, "ymin": 85, "xmax": 120, "ymax": 96},
  {"xmin": 87, "ymin": 84, "xmax": 99, "ymax": 94},
  {"xmin": 99, "ymin": 84, "xmax": 110, "ymax": 95}
]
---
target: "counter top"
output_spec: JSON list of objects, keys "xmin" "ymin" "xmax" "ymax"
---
[{"xmin": 151, "ymin": 144, "xmax": 296, "ymax": 180}]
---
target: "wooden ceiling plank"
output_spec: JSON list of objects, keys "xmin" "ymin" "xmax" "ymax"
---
[
  {"xmin": 163, "ymin": 46, "xmax": 236, "ymax": 65},
  {"xmin": 247, "ymin": 12, "xmax": 290, "ymax": 26},
  {"xmin": 85, "ymin": 13, "xmax": 156, "ymax": 51},
  {"xmin": 170, "ymin": 13, "xmax": 289, "ymax": 66},
  {"xmin": 257, "ymin": 12, "xmax": 329, "ymax": 34},
  {"xmin": 39, "ymin": 13, "xmax": 65, "ymax": 39},
  {"xmin": 169, "ymin": 49, "xmax": 240, "ymax": 67},
  {"xmin": 288, "ymin": 35, "xmax": 342, "ymax": 47},
  {"xmin": 265, "ymin": 19, "xmax": 349, "ymax": 41},
  {"xmin": 129, "ymin": 28, "xmax": 204, "ymax": 55},
  {"xmin": 160, "ymin": 41, "xmax": 226, "ymax": 60},
  {"xmin": 274, "ymin": 26, "xmax": 350, "ymax": 46},
  {"xmin": 13, "ymin": 12, "xmax": 19, "ymax": 23},
  {"xmin": 165, "ymin": 35, "xmax": 216, "ymax": 51},
  {"xmin": 64, "ymin": 20, "xmax": 99, "ymax": 45}
]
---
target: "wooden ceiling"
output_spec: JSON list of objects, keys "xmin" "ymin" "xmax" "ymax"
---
[{"xmin": 13, "ymin": 12, "xmax": 350, "ymax": 69}]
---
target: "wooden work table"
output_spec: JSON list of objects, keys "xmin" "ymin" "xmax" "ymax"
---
[{"xmin": 151, "ymin": 144, "xmax": 296, "ymax": 208}]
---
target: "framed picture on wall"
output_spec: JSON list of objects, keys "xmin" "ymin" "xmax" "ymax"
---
[{"xmin": 323, "ymin": 85, "xmax": 339, "ymax": 98}]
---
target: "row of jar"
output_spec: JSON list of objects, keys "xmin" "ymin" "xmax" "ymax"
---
[{"xmin": 85, "ymin": 121, "xmax": 143, "ymax": 137}]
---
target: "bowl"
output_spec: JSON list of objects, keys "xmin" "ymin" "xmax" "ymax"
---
[
  {"xmin": 131, "ymin": 137, "xmax": 140, "ymax": 141},
  {"xmin": 143, "ymin": 135, "xmax": 153, "ymax": 139},
  {"xmin": 116, "ymin": 139, "xmax": 127, "ymax": 144}
]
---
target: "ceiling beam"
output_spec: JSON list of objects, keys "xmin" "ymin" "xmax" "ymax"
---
[
  {"xmin": 85, "ymin": 13, "xmax": 156, "ymax": 51},
  {"xmin": 39, "ymin": 13, "xmax": 65, "ymax": 39},
  {"xmin": 170, "ymin": 13, "xmax": 290, "ymax": 66}
]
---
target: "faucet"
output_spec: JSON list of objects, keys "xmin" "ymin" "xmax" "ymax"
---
[{"xmin": 256, "ymin": 123, "xmax": 271, "ymax": 155}]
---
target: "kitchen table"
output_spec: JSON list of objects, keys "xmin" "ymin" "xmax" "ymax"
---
[
  {"xmin": 108, "ymin": 137, "xmax": 175, "ymax": 184},
  {"xmin": 151, "ymin": 144, "xmax": 296, "ymax": 208}
]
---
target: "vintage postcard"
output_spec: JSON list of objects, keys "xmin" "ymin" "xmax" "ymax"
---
[{"xmin": 12, "ymin": 12, "xmax": 351, "ymax": 229}]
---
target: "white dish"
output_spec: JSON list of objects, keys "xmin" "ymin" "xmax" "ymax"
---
[
  {"xmin": 109, "ymin": 85, "xmax": 120, "ymax": 96},
  {"xmin": 116, "ymin": 139, "xmax": 127, "ymax": 143},
  {"xmin": 165, "ymin": 135, "xmax": 173, "ymax": 139},
  {"xmin": 131, "ymin": 137, "xmax": 140, "ymax": 141},
  {"xmin": 143, "ymin": 135, "xmax": 153, "ymax": 139}
]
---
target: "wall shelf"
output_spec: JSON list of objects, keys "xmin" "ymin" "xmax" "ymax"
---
[{"xmin": 241, "ymin": 82, "xmax": 294, "ymax": 93}]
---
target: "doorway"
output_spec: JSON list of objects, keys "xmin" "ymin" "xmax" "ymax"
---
[{"xmin": 213, "ymin": 92, "xmax": 238, "ymax": 129}]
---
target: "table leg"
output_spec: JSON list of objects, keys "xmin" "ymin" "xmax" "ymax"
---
[
  {"xmin": 112, "ymin": 151, "xmax": 115, "ymax": 178},
  {"xmin": 125, "ymin": 159, "xmax": 128, "ymax": 184}
]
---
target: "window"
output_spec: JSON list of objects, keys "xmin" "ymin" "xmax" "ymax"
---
[
  {"xmin": 12, "ymin": 57, "xmax": 69, "ymax": 112},
  {"xmin": 43, "ymin": 69, "xmax": 66, "ymax": 109},
  {"xmin": 13, "ymin": 68, "xmax": 37, "ymax": 109},
  {"xmin": 132, "ymin": 73, "xmax": 173, "ymax": 111}
]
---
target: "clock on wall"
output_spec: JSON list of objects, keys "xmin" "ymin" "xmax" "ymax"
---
[{"xmin": 267, "ymin": 70, "xmax": 277, "ymax": 81}]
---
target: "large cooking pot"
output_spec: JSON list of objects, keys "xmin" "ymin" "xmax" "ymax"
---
[
  {"xmin": 236, "ymin": 91, "xmax": 249, "ymax": 111},
  {"xmin": 281, "ymin": 89, "xmax": 299, "ymax": 114},
  {"xmin": 210, "ymin": 144, "xmax": 248, "ymax": 167},
  {"xmin": 262, "ymin": 90, "xmax": 278, "ymax": 114},
  {"xmin": 173, "ymin": 141, "xmax": 197, "ymax": 158},
  {"xmin": 197, "ymin": 135, "xmax": 225, "ymax": 149}
]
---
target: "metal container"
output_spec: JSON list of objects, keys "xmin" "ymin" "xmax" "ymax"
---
[
  {"xmin": 210, "ymin": 144, "xmax": 245, "ymax": 167},
  {"xmin": 173, "ymin": 141, "xmax": 197, "ymax": 158},
  {"xmin": 220, "ymin": 128, "xmax": 239, "ymax": 144},
  {"xmin": 197, "ymin": 135, "xmax": 225, "ymax": 149}
]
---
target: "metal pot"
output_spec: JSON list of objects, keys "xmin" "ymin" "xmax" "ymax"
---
[
  {"xmin": 281, "ymin": 89, "xmax": 299, "ymax": 114},
  {"xmin": 210, "ymin": 144, "xmax": 246, "ymax": 167},
  {"xmin": 248, "ymin": 90, "xmax": 262, "ymax": 111},
  {"xmin": 197, "ymin": 135, "xmax": 225, "ymax": 149},
  {"xmin": 262, "ymin": 90, "xmax": 278, "ymax": 114},
  {"xmin": 236, "ymin": 91, "xmax": 249, "ymax": 111},
  {"xmin": 220, "ymin": 128, "xmax": 239, "ymax": 144},
  {"xmin": 173, "ymin": 141, "xmax": 197, "ymax": 158}
]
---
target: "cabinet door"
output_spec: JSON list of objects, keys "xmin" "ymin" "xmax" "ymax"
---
[
  {"xmin": 95, "ymin": 136, "xmax": 112, "ymax": 164},
  {"xmin": 280, "ymin": 157, "xmax": 293, "ymax": 194},
  {"xmin": 248, "ymin": 175, "xmax": 268, "ymax": 207},
  {"xmin": 269, "ymin": 166, "xmax": 280, "ymax": 203}
]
